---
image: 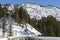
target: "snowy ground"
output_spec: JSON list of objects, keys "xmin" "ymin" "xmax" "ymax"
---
[
  {"xmin": 0, "ymin": 17, "xmax": 41, "ymax": 37},
  {"xmin": 0, "ymin": 16, "xmax": 42, "ymax": 40},
  {"xmin": 0, "ymin": 36, "xmax": 60, "ymax": 40},
  {"xmin": 12, "ymin": 23, "xmax": 41, "ymax": 36}
]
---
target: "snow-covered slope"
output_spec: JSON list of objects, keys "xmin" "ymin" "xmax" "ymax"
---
[
  {"xmin": 12, "ymin": 23, "xmax": 41, "ymax": 36},
  {"xmin": 0, "ymin": 17, "xmax": 41, "ymax": 37},
  {"xmin": 22, "ymin": 3, "xmax": 60, "ymax": 20}
]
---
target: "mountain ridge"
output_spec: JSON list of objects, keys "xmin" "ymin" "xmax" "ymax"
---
[
  {"xmin": 1, "ymin": 3, "xmax": 60, "ymax": 20},
  {"xmin": 21, "ymin": 3, "xmax": 60, "ymax": 20}
]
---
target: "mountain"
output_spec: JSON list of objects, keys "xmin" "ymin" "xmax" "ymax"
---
[
  {"xmin": 0, "ymin": 3, "xmax": 60, "ymax": 37},
  {"xmin": 1, "ymin": 3, "xmax": 60, "ymax": 20},
  {"xmin": 22, "ymin": 3, "xmax": 60, "ymax": 20},
  {"xmin": 0, "ymin": 3, "xmax": 42, "ymax": 37}
]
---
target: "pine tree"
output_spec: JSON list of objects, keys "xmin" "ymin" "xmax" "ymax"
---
[
  {"xmin": 9, "ymin": 22, "xmax": 12, "ymax": 36},
  {"xmin": 2, "ymin": 13, "xmax": 6, "ymax": 37},
  {"xmin": 2, "ymin": 7, "xmax": 8, "ymax": 37},
  {"xmin": 15, "ymin": 6, "xmax": 20, "ymax": 24},
  {"xmin": 18, "ymin": 6, "xmax": 30, "ymax": 23},
  {"xmin": 0, "ymin": 4, "xmax": 3, "ymax": 18},
  {"xmin": 47, "ymin": 25, "xmax": 55, "ymax": 36}
]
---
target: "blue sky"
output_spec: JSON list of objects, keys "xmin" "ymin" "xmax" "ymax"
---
[{"xmin": 0, "ymin": 0, "xmax": 60, "ymax": 8}]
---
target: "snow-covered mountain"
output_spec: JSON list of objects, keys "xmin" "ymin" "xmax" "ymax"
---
[
  {"xmin": 1, "ymin": 3, "xmax": 60, "ymax": 20},
  {"xmin": 0, "ymin": 3, "xmax": 43, "ymax": 37},
  {"xmin": 22, "ymin": 3, "xmax": 60, "ymax": 20},
  {"xmin": 1, "ymin": 3, "xmax": 60, "ymax": 37}
]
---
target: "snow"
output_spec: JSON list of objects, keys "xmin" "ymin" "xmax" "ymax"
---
[
  {"xmin": 0, "ymin": 16, "xmax": 41, "ymax": 37},
  {"xmin": 1, "ymin": 3, "xmax": 60, "ymax": 40},
  {"xmin": 1, "ymin": 3, "xmax": 60, "ymax": 20},
  {"xmin": 26, "ymin": 24, "xmax": 41, "ymax": 36},
  {"xmin": 12, "ymin": 23, "xmax": 41, "ymax": 36},
  {"xmin": 22, "ymin": 3, "xmax": 60, "ymax": 20},
  {"xmin": 0, "ymin": 38, "xmax": 7, "ymax": 40},
  {"xmin": 0, "ymin": 28, "xmax": 3, "ymax": 37},
  {"xmin": 0, "ymin": 36, "xmax": 60, "ymax": 40},
  {"xmin": 8, "ymin": 4, "xmax": 14, "ymax": 11}
]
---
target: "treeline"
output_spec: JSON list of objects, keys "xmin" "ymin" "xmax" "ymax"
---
[{"xmin": 37, "ymin": 15, "xmax": 60, "ymax": 37}]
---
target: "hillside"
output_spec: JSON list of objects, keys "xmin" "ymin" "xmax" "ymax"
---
[{"xmin": 0, "ymin": 3, "xmax": 60, "ymax": 37}]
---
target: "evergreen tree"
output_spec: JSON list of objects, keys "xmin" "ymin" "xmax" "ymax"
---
[
  {"xmin": 37, "ymin": 15, "xmax": 58, "ymax": 36},
  {"xmin": 0, "ymin": 4, "xmax": 3, "ymax": 18},
  {"xmin": 2, "ymin": 6, "xmax": 8, "ymax": 37},
  {"xmin": 2, "ymin": 13, "xmax": 6, "ymax": 37},
  {"xmin": 18, "ymin": 6, "xmax": 30, "ymax": 23},
  {"xmin": 15, "ymin": 6, "xmax": 20, "ymax": 24},
  {"xmin": 9, "ymin": 22, "xmax": 12, "ymax": 36}
]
